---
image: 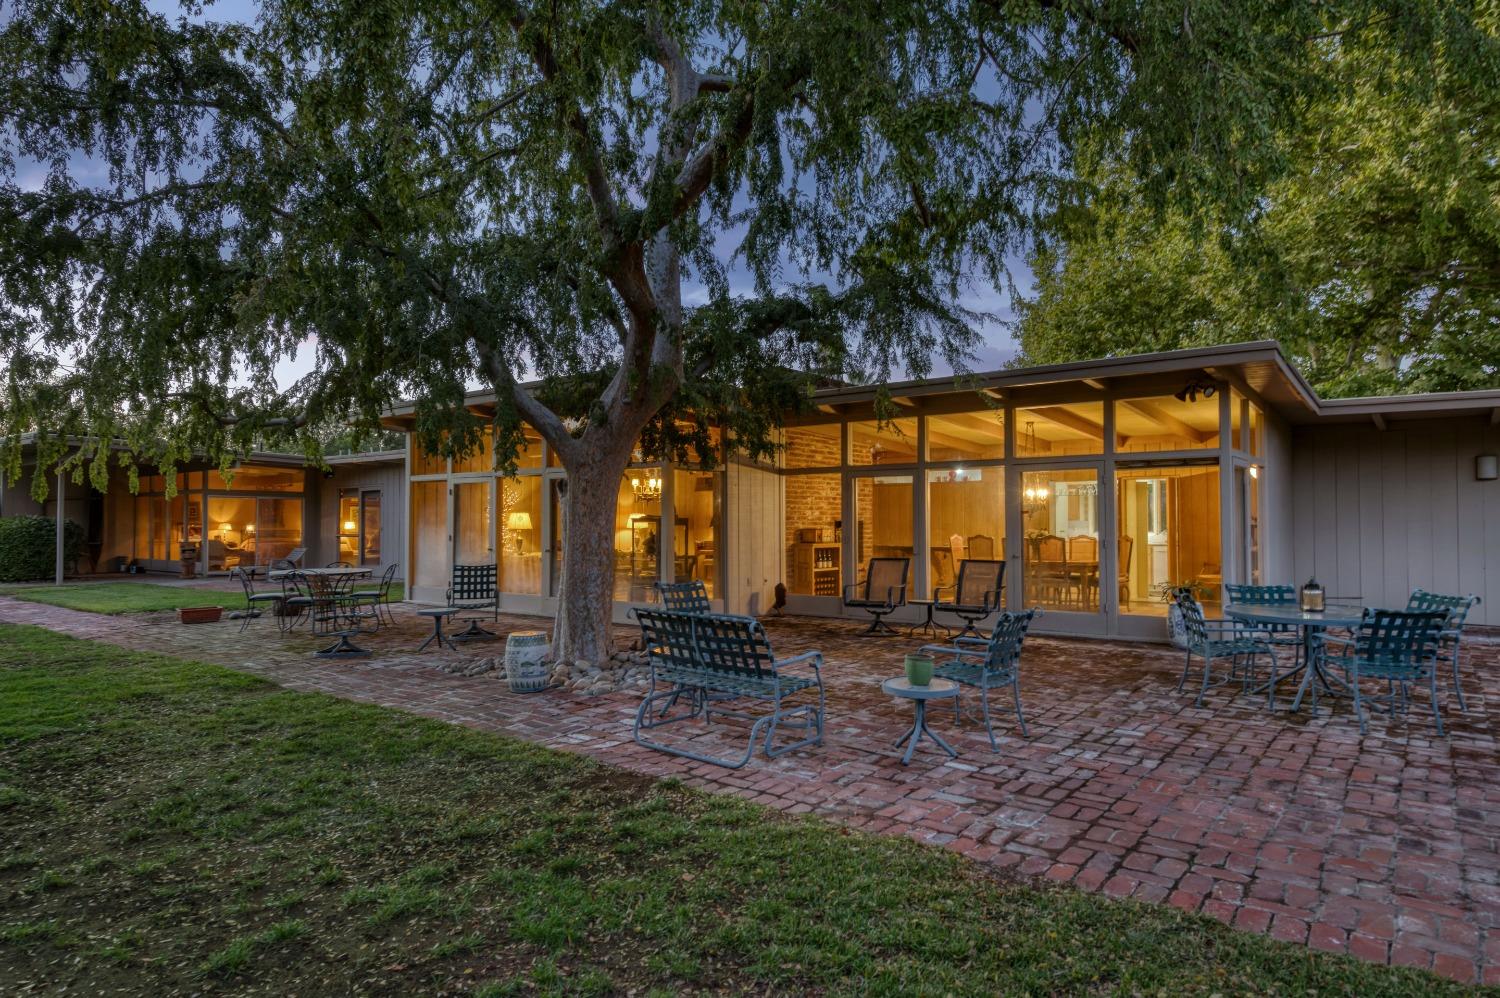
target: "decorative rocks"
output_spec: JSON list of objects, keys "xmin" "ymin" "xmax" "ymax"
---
[
  {"xmin": 434, "ymin": 656, "xmax": 498, "ymax": 678},
  {"xmin": 504, "ymin": 630, "xmax": 551, "ymax": 694}
]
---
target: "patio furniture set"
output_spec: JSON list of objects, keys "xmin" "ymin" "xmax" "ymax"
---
[
  {"xmin": 231, "ymin": 556, "xmax": 400, "ymax": 659},
  {"xmin": 843, "ymin": 555, "xmax": 1006, "ymax": 640},
  {"xmin": 1179, "ymin": 584, "xmax": 1481, "ymax": 735}
]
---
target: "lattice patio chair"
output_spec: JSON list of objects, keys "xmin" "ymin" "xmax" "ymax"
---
[
  {"xmin": 843, "ymin": 557, "xmax": 910, "ymax": 635},
  {"xmin": 1322, "ymin": 609, "xmax": 1448, "ymax": 734},
  {"xmin": 447, "ymin": 563, "xmax": 498, "ymax": 640},
  {"xmin": 933, "ymin": 559, "xmax": 1005, "ymax": 640},
  {"xmin": 1173, "ymin": 587, "xmax": 1280, "ymax": 709},
  {"xmin": 1406, "ymin": 590, "xmax": 1482, "ymax": 711},
  {"xmin": 1225, "ymin": 584, "xmax": 1304, "ymax": 676},
  {"xmin": 920, "ymin": 607, "xmax": 1041, "ymax": 747}
]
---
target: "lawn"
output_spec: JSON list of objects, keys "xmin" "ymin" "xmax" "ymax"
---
[
  {"xmin": 0, "ymin": 625, "xmax": 1469, "ymax": 996},
  {"xmin": 0, "ymin": 579, "xmax": 402, "ymax": 614}
]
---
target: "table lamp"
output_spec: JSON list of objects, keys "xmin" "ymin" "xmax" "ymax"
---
[{"xmin": 507, "ymin": 511, "xmax": 533, "ymax": 554}]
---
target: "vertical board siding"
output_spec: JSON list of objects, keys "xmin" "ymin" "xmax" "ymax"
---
[
  {"xmin": 1292, "ymin": 418, "xmax": 1499, "ymax": 624},
  {"xmin": 724, "ymin": 462, "xmax": 782, "ymax": 616},
  {"xmin": 313, "ymin": 461, "xmax": 407, "ymax": 579}
]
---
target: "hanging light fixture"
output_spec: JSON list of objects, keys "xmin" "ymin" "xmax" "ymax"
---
[
  {"xmin": 1022, "ymin": 483, "xmax": 1050, "ymax": 515},
  {"xmin": 631, "ymin": 472, "xmax": 662, "ymax": 502}
]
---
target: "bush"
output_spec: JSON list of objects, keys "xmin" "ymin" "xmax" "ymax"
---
[{"xmin": 0, "ymin": 516, "xmax": 86, "ymax": 582}]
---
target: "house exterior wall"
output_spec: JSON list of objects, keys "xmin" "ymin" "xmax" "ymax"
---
[
  {"xmin": 1291, "ymin": 417, "xmax": 1500, "ymax": 625},
  {"xmin": 311, "ymin": 461, "xmax": 406, "ymax": 578}
]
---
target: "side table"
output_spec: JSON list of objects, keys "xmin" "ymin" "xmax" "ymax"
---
[{"xmin": 882, "ymin": 677, "xmax": 961, "ymax": 765}]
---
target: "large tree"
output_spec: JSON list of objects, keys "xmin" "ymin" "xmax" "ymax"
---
[
  {"xmin": 0, "ymin": 0, "xmax": 1464, "ymax": 660},
  {"xmin": 1017, "ymin": 6, "xmax": 1500, "ymax": 396}
]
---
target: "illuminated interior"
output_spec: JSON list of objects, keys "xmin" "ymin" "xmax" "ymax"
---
[
  {"xmin": 1115, "ymin": 465, "xmax": 1222, "ymax": 616},
  {"xmin": 927, "ymin": 467, "xmax": 1004, "ymax": 598}
]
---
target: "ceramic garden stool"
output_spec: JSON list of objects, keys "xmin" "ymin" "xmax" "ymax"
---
[{"xmin": 505, "ymin": 630, "xmax": 551, "ymax": 693}]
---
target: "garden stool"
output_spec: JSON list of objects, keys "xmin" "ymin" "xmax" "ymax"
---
[{"xmin": 505, "ymin": 630, "xmax": 551, "ymax": 693}]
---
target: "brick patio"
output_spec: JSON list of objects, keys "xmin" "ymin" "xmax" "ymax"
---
[{"xmin": 1, "ymin": 591, "xmax": 1496, "ymax": 985}]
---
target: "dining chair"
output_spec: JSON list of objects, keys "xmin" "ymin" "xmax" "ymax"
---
[
  {"xmin": 1321, "ymin": 609, "xmax": 1448, "ymax": 734},
  {"xmin": 1173, "ymin": 588, "xmax": 1279, "ymax": 708},
  {"xmin": 1405, "ymin": 590, "xmax": 1482, "ymax": 711}
]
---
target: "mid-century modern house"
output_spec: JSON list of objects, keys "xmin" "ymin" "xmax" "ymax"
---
[
  {"xmin": 378, "ymin": 340, "xmax": 1500, "ymax": 638},
  {"xmin": 5, "ymin": 340, "xmax": 1498, "ymax": 640}
]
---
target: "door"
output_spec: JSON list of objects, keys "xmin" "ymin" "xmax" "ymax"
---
[
  {"xmin": 1014, "ymin": 464, "xmax": 1108, "ymax": 635},
  {"xmin": 451, "ymin": 479, "xmax": 495, "ymax": 570}
]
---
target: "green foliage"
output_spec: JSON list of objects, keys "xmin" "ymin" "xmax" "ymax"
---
[
  {"xmin": 0, "ymin": 517, "xmax": 83, "ymax": 582},
  {"xmin": 0, "ymin": 622, "xmax": 1467, "ymax": 994},
  {"xmin": 1017, "ymin": 7, "xmax": 1500, "ymax": 397}
]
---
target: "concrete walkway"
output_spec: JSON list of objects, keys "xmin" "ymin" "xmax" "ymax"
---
[{"xmin": 1, "ymin": 595, "xmax": 1496, "ymax": 985}]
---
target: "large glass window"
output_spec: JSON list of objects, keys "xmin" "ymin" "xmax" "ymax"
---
[
  {"xmin": 205, "ymin": 496, "xmax": 255, "ymax": 571},
  {"xmin": 850, "ymin": 419, "xmax": 918, "ymax": 465},
  {"xmin": 1248, "ymin": 402, "xmax": 1263, "ymax": 457},
  {"xmin": 1116, "ymin": 465, "xmax": 1221, "ymax": 617},
  {"xmin": 453, "ymin": 480, "xmax": 494, "ymax": 568},
  {"xmin": 1014, "ymin": 403, "xmax": 1106, "ymax": 457},
  {"xmin": 133, "ymin": 496, "xmax": 150, "ymax": 561},
  {"xmin": 851, "ymin": 475, "xmax": 914, "ymax": 592},
  {"xmin": 149, "ymin": 497, "xmax": 167, "ymax": 560},
  {"xmin": 411, "ymin": 481, "xmax": 448, "ymax": 590},
  {"xmin": 785, "ymin": 473, "xmax": 842, "ymax": 596},
  {"xmin": 360, "ymin": 492, "xmax": 382, "ymax": 564},
  {"xmin": 499, "ymin": 476, "xmax": 543, "ymax": 594},
  {"xmin": 784, "ymin": 424, "xmax": 841, "ymax": 469},
  {"xmin": 207, "ymin": 466, "xmax": 303, "ymax": 492},
  {"xmin": 337, "ymin": 491, "xmax": 361, "ymax": 563},
  {"xmin": 674, "ymin": 469, "xmax": 720, "ymax": 597},
  {"xmin": 927, "ymin": 468, "xmax": 1004, "ymax": 598},
  {"xmin": 254, "ymin": 498, "xmax": 303, "ymax": 568},
  {"xmin": 1114, "ymin": 395, "xmax": 1220, "ymax": 453},
  {"xmin": 615, "ymin": 468, "xmax": 664, "ymax": 601},
  {"xmin": 927, "ymin": 411, "xmax": 1004, "ymax": 462},
  {"xmin": 1021, "ymin": 469, "xmax": 1100, "ymax": 611}
]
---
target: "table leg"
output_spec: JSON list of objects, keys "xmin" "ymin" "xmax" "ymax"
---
[
  {"xmin": 418, "ymin": 616, "xmax": 452, "ymax": 652},
  {"xmin": 894, "ymin": 700, "xmax": 960, "ymax": 765}
]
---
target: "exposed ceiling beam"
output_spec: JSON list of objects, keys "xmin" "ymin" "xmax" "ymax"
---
[
  {"xmin": 815, "ymin": 403, "xmax": 841, "ymax": 416},
  {"xmin": 1082, "ymin": 378, "xmax": 1108, "ymax": 391},
  {"xmin": 1119, "ymin": 399, "xmax": 1210, "ymax": 445},
  {"xmin": 981, "ymin": 387, "xmax": 1005, "ymax": 402},
  {"xmin": 466, "ymin": 402, "xmax": 497, "ymax": 419},
  {"xmin": 889, "ymin": 396, "xmax": 918, "ymax": 409},
  {"xmin": 1029, "ymin": 406, "xmax": 1106, "ymax": 440},
  {"xmin": 1371, "ymin": 413, "xmax": 1387, "ymax": 432}
]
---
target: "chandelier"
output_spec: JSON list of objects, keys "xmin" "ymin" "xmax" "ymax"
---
[
  {"xmin": 1022, "ymin": 483, "xmax": 1050, "ymax": 515},
  {"xmin": 631, "ymin": 472, "xmax": 662, "ymax": 502}
]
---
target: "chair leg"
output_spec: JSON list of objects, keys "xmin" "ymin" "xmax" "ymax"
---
[
  {"xmin": 1351, "ymin": 666, "xmax": 1367, "ymax": 734},
  {"xmin": 1177, "ymin": 649, "xmax": 1193, "ymax": 693},
  {"xmin": 1265, "ymin": 646, "xmax": 1278, "ymax": 712},
  {"xmin": 1429, "ymin": 670, "xmax": 1446, "ymax": 736},
  {"xmin": 980, "ymin": 684, "xmax": 998, "ymax": 751},
  {"xmin": 1196, "ymin": 652, "xmax": 1213, "ymax": 707},
  {"xmin": 1011, "ymin": 677, "xmax": 1028, "ymax": 739}
]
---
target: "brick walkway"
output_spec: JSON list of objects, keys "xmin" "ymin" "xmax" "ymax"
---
[{"xmin": 2, "ymin": 595, "xmax": 1497, "ymax": 985}]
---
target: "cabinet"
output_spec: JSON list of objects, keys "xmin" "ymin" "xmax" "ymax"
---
[{"xmin": 792, "ymin": 542, "xmax": 841, "ymax": 596}]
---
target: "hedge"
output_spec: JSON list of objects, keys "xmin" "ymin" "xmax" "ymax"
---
[{"xmin": 0, "ymin": 516, "xmax": 86, "ymax": 582}]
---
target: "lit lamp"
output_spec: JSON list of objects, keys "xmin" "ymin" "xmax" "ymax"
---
[
  {"xmin": 343, "ymin": 519, "xmax": 357, "ymax": 533},
  {"xmin": 506, "ymin": 511, "xmax": 533, "ymax": 554},
  {"xmin": 218, "ymin": 522, "xmax": 234, "ymax": 540},
  {"xmin": 1022, "ymin": 484, "xmax": 1049, "ymax": 515}
]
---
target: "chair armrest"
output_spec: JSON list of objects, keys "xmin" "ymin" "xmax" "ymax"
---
[
  {"xmin": 886, "ymin": 584, "xmax": 908, "ymax": 607},
  {"xmin": 775, "ymin": 650, "xmax": 822, "ymax": 671},
  {"xmin": 842, "ymin": 582, "xmax": 860, "ymax": 602},
  {"xmin": 932, "ymin": 584, "xmax": 955, "ymax": 601},
  {"xmin": 953, "ymin": 636, "xmax": 991, "ymax": 649}
]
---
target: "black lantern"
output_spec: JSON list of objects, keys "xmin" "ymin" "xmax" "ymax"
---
[{"xmin": 1299, "ymin": 577, "xmax": 1325, "ymax": 612}]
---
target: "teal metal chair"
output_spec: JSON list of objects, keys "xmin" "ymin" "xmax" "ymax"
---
[
  {"xmin": 1405, "ymin": 590, "xmax": 1482, "ymax": 711},
  {"xmin": 1173, "ymin": 588, "xmax": 1280, "ymax": 709},
  {"xmin": 920, "ymin": 608, "xmax": 1040, "ymax": 747},
  {"xmin": 1225, "ymin": 584, "xmax": 1303, "ymax": 678},
  {"xmin": 1321, "ymin": 609, "xmax": 1448, "ymax": 734}
]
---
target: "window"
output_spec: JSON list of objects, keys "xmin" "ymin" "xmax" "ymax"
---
[
  {"xmin": 1248, "ymin": 402, "xmax": 1263, "ymax": 457},
  {"xmin": 1021, "ymin": 468, "xmax": 1100, "ymax": 611},
  {"xmin": 1014, "ymin": 402, "xmax": 1105, "ymax": 457},
  {"xmin": 927, "ymin": 468, "xmax": 1003, "ymax": 598},
  {"xmin": 411, "ymin": 481, "xmax": 448, "ymax": 590},
  {"xmin": 784, "ymin": 424, "xmax": 841, "ymax": 469},
  {"xmin": 1114, "ymin": 395, "xmax": 1220, "ymax": 453},
  {"xmin": 785, "ymin": 474, "xmax": 842, "ymax": 595},
  {"xmin": 1116, "ymin": 465, "xmax": 1221, "ymax": 617},
  {"xmin": 338, "ymin": 491, "xmax": 361, "ymax": 563},
  {"xmin": 674, "ymin": 469, "xmax": 720, "ymax": 597},
  {"xmin": 927, "ymin": 411, "xmax": 1004, "ymax": 462},
  {"xmin": 615, "ymin": 468, "xmax": 664, "ymax": 601},
  {"xmin": 499, "ymin": 476, "xmax": 542, "ymax": 594},
  {"xmin": 850, "ymin": 419, "xmax": 918, "ymax": 465},
  {"xmin": 360, "ymin": 492, "xmax": 382, "ymax": 565},
  {"xmin": 206, "ymin": 496, "xmax": 255, "ymax": 571},
  {"xmin": 851, "ymin": 474, "xmax": 914, "ymax": 592},
  {"xmin": 453, "ymin": 480, "xmax": 493, "ymax": 566},
  {"xmin": 207, "ymin": 466, "xmax": 303, "ymax": 492}
]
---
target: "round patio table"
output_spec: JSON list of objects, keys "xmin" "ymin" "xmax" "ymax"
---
[
  {"xmin": 1225, "ymin": 603, "xmax": 1366, "ymax": 712},
  {"xmin": 883, "ymin": 677, "xmax": 961, "ymax": 766}
]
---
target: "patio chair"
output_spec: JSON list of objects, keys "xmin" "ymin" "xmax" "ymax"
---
[
  {"xmin": 1321, "ymin": 609, "xmax": 1448, "ymax": 734},
  {"xmin": 920, "ymin": 607, "xmax": 1041, "ymax": 747},
  {"xmin": 1173, "ymin": 588, "xmax": 1280, "ymax": 709},
  {"xmin": 446, "ymin": 563, "xmax": 498, "ymax": 640},
  {"xmin": 349, "ymin": 563, "xmax": 400, "ymax": 627},
  {"xmin": 655, "ymin": 580, "xmax": 712, "ymax": 614},
  {"xmin": 933, "ymin": 559, "xmax": 1005, "ymax": 640},
  {"xmin": 276, "ymin": 571, "xmax": 316, "ymax": 634},
  {"xmin": 843, "ymin": 557, "xmax": 910, "ymax": 635},
  {"xmin": 230, "ymin": 566, "xmax": 283, "ymax": 634},
  {"xmin": 1405, "ymin": 590, "xmax": 1482, "ymax": 711},
  {"xmin": 1225, "ymin": 584, "xmax": 1303, "ymax": 681},
  {"xmin": 270, "ymin": 547, "xmax": 307, "ymax": 572}
]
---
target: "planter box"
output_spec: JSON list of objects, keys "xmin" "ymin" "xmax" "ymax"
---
[{"xmin": 178, "ymin": 606, "xmax": 224, "ymax": 625}]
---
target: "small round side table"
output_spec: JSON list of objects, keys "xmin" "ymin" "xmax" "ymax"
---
[{"xmin": 882, "ymin": 677, "xmax": 961, "ymax": 765}]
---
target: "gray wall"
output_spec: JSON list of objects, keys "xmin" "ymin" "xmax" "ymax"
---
[
  {"xmin": 1291, "ymin": 417, "xmax": 1500, "ymax": 625},
  {"xmin": 311, "ymin": 461, "xmax": 406, "ymax": 579}
]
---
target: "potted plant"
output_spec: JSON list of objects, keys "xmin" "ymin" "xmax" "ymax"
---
[
  {"xmin": 1152, "ymin": 580, "xmax": 1208, "ymax": 648},
  {"xmin": 904, "ymin": 652, "xmax": 934, "ymax": 686}
]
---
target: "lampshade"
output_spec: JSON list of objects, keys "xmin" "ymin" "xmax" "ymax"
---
[
  {"xmin": 506, "ymin": 511, "xmax": 533, "ymax": 531},
  {"xmin": 342, "ymin": 519, "xmax": 357, "ymax": 532},
  {"xmin": 219, "ymin": 523, "xmax": 233, "ymax": 533},
  {"xmin": 244, "ymin": 524, "xmax": 255, "ymax": 533}
]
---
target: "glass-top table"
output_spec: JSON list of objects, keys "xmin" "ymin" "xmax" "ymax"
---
[{"xmin": 1224, "ymin": 603, "xmax": 1367, "ymax": 711}]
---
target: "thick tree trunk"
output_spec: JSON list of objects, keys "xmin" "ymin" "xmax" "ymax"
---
[{"xmin": 551, "ymin": 447, "xmax": 634, "ymax": 665}]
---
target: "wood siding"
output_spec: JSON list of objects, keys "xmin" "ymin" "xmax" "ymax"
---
[
  {"xmin": 724, "ymin": 462, "xmax": 782, "ymax": 616},
  {"xmin": 1291, "ymin": 418, "xmax": 1500, "ymax": 624},
  {"xmin": 312, "ymin": 462, "xmax": 407, "ymax": 579}
]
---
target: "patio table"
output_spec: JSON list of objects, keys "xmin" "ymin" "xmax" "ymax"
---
[
  {"xmin": 883, "ymin": 677, "xmax": 961, "ymax": 765},
  {"xmin": 1225, "ymin": 603, "xmax": 1366, "ymax": 712}
]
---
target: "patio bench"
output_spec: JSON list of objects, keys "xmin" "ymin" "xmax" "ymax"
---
[{"xmin": 633, "ymin": 608, "xmax": 825, "ymax": 769}]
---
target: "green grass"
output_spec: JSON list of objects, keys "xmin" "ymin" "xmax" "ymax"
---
[
  {"xmin": 0, "ymin": 624, "xmax": 1478, "ymax": 995},
  {"xmin": 0, "ymin": 579, "xmax": 402, "ymax": 614}
]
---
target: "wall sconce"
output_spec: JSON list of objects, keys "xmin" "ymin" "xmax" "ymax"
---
[{"xmin": 1478, "ymin": 455, "xmax": 1498, "ymax": 481}]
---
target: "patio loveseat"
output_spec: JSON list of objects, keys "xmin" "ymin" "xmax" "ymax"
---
[{"xmin": 633, "ymin": 608, "xmax": 825, "ymax": 769}]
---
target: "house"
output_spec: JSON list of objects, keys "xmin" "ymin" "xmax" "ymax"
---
[{"xmin": 381, "ymin": 340, "xmax": 1500, "ymax": 638}]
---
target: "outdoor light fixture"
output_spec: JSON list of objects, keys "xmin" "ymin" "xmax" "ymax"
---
[
  {"xmin": 1477, "ymin": 455, "xmax": 1498, "ymax": 481},
  {"xmin": 1173, "ymin": 379, "xmax": 1218, "ymax": 403},
  {"xmin": 506, "ymin": 511, "xmax": 533, "ymax": 554}
]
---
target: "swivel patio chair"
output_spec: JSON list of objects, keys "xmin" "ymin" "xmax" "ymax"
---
[
  {"xmin": 920, "ymin": 607, "xmax": 1041, "ymax": 746},
  {"xmin": 843, "ymin": 557, "xmax": 910, "ymax": 636},
  {"xmin": 1405, "ymin": 590, "xmax": 1482, "ymax": 711},
  {"xmin": 230, "ymin": 566, "xmax": 283, "ymax": 633},
  {"xmin": 1173, "ymin": 588, "xmax": 1280, "ymax": 708},
  {"xmin": 276, "ymin": 571, "xmax": 317, "ymax": 634},
  {"xmin": 933, "ymin": 559, "xmax": 1005, "ymax": 640},
  {"xmin": 1321, "ymin": 608, "xmax": 1448, "ymax": 734}
]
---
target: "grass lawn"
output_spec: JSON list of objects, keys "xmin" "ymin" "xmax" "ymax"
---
[
  {"xmin": 0, "ymin": 625, "xmax": 1470, "ymax": 996},
  {"xmin": 0, "ymin": 579, "xmax": 403, "ymax": 614}
]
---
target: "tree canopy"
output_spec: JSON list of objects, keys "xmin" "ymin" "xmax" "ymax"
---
[{"xmin": 1016, "ymin": 5, "xmax": 1500, "ymax": 397}]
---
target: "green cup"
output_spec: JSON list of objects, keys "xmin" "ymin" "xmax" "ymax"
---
[{"xmin": 904, "ymin": 654, "xmax": 934, "ymax": 687}]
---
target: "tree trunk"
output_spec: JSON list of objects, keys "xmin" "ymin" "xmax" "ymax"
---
[{"xmin": 551, "ymin": 447, "xmax": 634, "ymax": 665}]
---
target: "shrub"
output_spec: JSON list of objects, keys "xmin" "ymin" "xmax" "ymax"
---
[{"xmin": 0, "ymin": 516, "xmax": 86, "ymax": 582}]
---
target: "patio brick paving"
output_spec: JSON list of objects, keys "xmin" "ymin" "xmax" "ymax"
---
[{"xmin": 1, "ymin": 591, "xmax": 1497, "ymax": 985}]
